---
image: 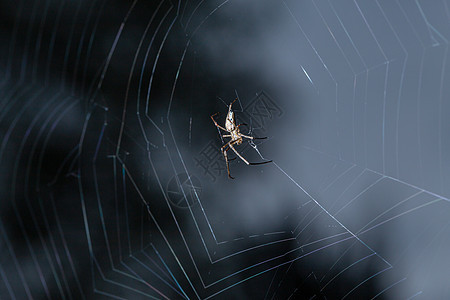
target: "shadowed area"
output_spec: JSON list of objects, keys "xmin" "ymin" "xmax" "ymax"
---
[{"xmin": 1, "ymin": 0, "xmax": 450, "ymax": 299}]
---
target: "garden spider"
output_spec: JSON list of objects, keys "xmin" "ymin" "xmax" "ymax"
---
[{"xmin": 210, "ymin": 98, "xmax": 272, "ymax": 179}]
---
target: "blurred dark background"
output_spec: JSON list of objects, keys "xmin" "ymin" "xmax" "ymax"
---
[{"xmin": 1, "ymin": 0, "xmax": 450, "ymax": 299}]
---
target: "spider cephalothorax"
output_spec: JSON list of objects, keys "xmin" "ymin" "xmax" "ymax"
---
[{"xmin": 210, "ymin": 98, "xmax": 272, "ymax": 179}]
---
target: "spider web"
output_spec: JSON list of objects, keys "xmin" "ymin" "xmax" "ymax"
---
[{"xmin": 1, "ymin": 0, "xmax": 450, "ymax": 299}]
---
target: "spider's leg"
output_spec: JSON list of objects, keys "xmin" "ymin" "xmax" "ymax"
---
[
  {"xmin": 240, "ymin": 134, "xmax": 253, "ymax": 140},
  {"xmin": 223, "ymin": 150, "xmax": 234, "ymax": 179},
  {"xmin": 240, "ymin": 134, "xmax": 254, "ymax": 140},
  {"xmin": 240, "ymin": 134, "xmax": 267, "ymax": 140},
  {"xmin": 229, "ymin": 143, "xmax": 272, "ymax": 166},
  {"xmin": 228, "ymin": 143, "xmax": 250, "ymax": 165},
  {"xmin": 211, "ymin": 113, "xmax": 229, "ymax": 132},
  {"xmin": 229, "ymin": 97, "xmax": 238, "ymax": 108},
  {"xmin": 227, "ymin": 98, "xmax": 238, "ymax": 119},
  {"xmin": 221, "ymin": 141, "xmax": 231, "ymax": 152},
  {"xmin": 221, "ymin": 142, "xmax": 234, "ymax": 179},
  {"xmin": 223, "ymin": 145, "xmax": 236, "ymax": 161},
  {"xmin": 249, "ymin": 160, "xmax": 273, "ymax": 165}
]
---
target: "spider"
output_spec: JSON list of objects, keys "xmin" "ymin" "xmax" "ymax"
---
[{"xmin": 210, "ymin": 98, "xmax": 272, "ymax": 179}]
